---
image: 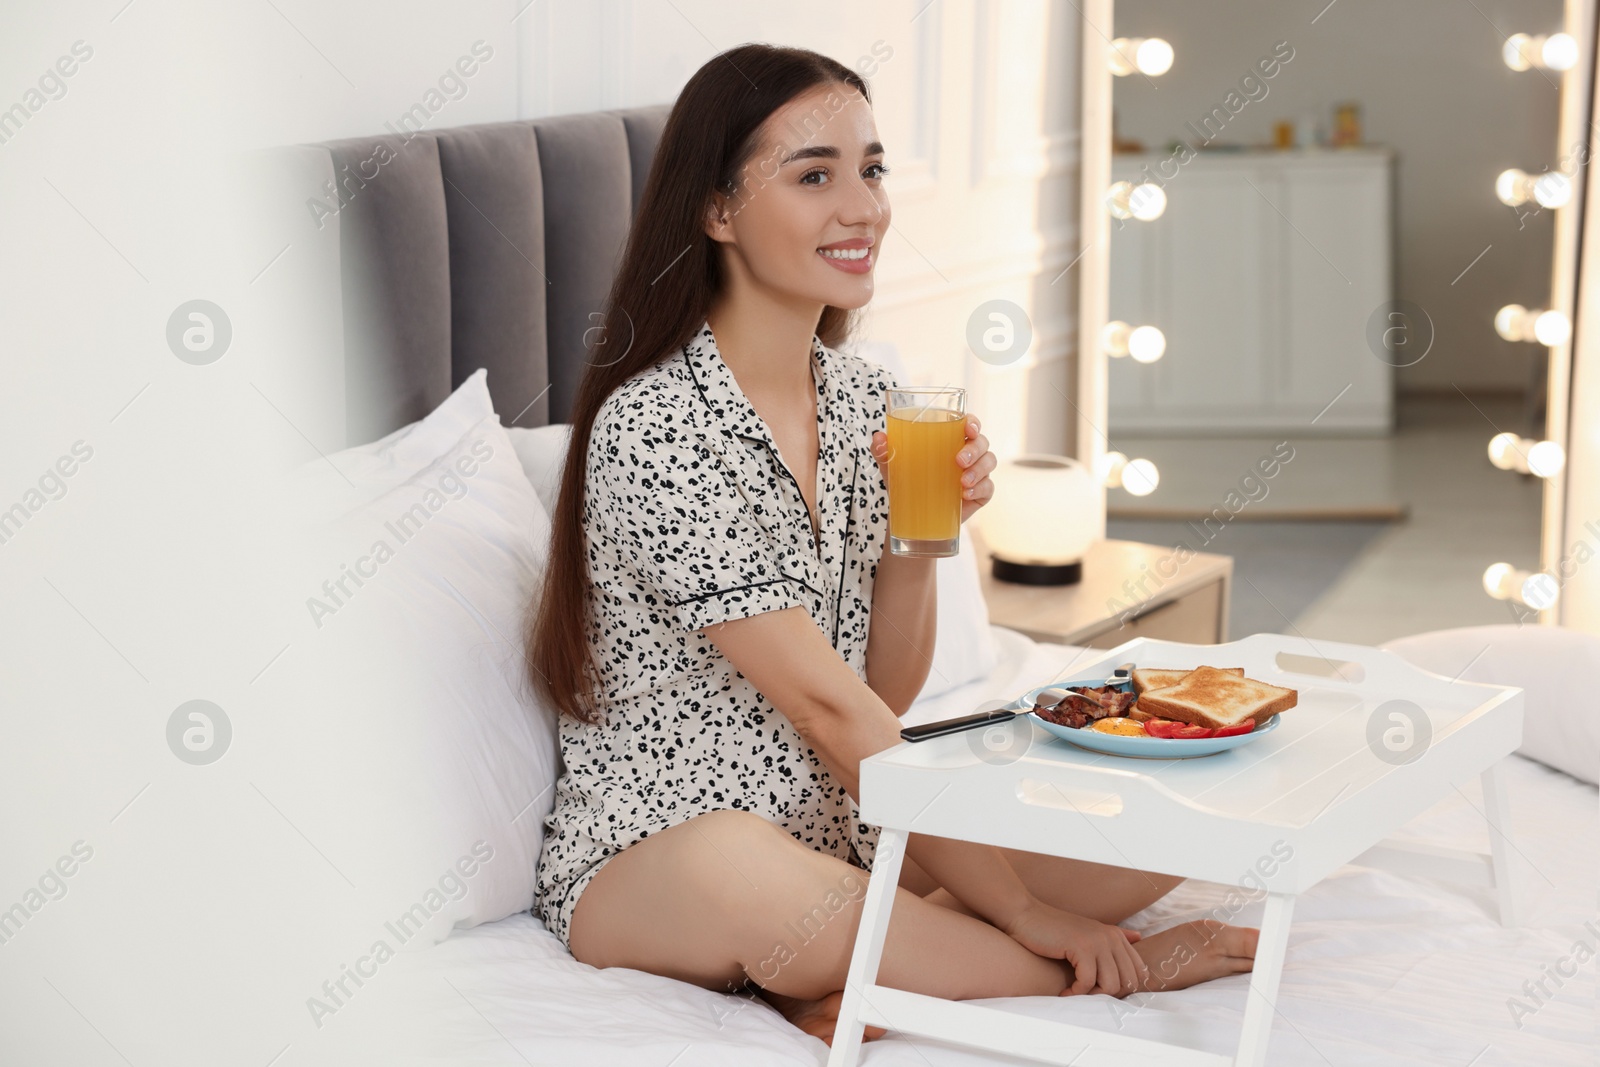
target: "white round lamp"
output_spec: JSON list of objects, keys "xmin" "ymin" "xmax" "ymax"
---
[{"xmin": 977, "ymin": 455, "xmax": 1099, "ymax": 585}]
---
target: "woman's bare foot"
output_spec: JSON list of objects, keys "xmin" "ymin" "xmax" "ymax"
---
[
  {"xmin": 756, "ymin": 987, "xmax": 888, "ymax": 1046},
  {"xmin": 1129, "ymin": 920, "xmax": 1258, "ymax": 993},
  {"xmin": 1059, "ymin": 920, "xmax": 1259, "ymax": 997}
]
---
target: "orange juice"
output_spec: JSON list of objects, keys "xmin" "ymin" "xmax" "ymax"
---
[{"xmin": 887, "ymin": 403, "xmax": 965, "ymax": 550}]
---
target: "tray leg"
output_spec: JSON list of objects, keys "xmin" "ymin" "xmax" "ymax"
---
[
  {"xmin": 1481, "ymin": 761, "xmax": 1522, "ymax": 927},
  {"xmin": 1234, "ymin": 891, "xmax": 1295, "ymax": 1067},
  {"xmin": 827, "ymin": 826, "xmax": 908, "ymax": 1067}
]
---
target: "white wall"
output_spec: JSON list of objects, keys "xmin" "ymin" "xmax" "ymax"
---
[{"xmin": 1111, "ymin": 0, "xmax": 1565, "ymax": 394}]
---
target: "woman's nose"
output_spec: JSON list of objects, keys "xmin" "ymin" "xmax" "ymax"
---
[{"xmin": 836, "ymin": 178, "xmax": 887, "ymax": 226}]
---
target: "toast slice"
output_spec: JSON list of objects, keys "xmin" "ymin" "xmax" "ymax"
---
[
  {"xmin": 1132, "ymin": 666, "xmax": 1244, "ymax": 696},
  {"xmin": 1134, "ymin": 666, "xmax": 1296, "ymax": 730}
]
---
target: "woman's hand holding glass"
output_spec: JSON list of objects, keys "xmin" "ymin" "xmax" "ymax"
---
[{"xmin": 871, "ymin": 412, "xmax": 994, "ymax": 526}]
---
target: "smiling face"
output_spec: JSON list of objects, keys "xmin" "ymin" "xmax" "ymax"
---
[{"xmin": 705, "ymin": 83, "xmax": 891, "ymax": 313}]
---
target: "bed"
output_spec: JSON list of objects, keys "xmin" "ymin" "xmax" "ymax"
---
[
  {"xmin": 283, "ymin": 104, "xmax": 1598, "ymax": 1066},
  {"xmin": 282, "ymin": 623, "xmax": 1597, "ymax": 1066}
]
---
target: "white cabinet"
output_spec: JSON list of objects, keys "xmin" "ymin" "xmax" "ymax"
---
[{"xmin": 1108, "ymin": 148, "xmax": 1394, "ymax": 434}]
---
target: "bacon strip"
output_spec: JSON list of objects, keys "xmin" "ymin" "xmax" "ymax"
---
[{"xmin": 1033, "ymin": 685, "xmax": 1135, "ymax": 729}]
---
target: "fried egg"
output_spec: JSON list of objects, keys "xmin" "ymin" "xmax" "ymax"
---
[{"xmin": 1090, "ymin": 717, "xmax": 1147, "ymax": 736}]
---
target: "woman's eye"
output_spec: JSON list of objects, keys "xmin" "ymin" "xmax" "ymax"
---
[{"xmin": 801, "ymin": 163, "xmax": 888, "ymax": 185}]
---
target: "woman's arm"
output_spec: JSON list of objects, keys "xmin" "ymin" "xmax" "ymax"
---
[
  {"xmin": 704, "ymin": 603, "xmax": 1148, "ymax": 995},
  {"xmin": 704, "ymin": 605, "xmax": 1033, "ymax": 927},
  {"xmin": 864, "ymin": 551, "xmax": 938, "ymax": 717}
]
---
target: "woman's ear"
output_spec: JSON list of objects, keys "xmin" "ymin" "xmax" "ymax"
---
[{"xmin": 703, "ymin": 191, "xmax": 735, "ymax": 244}]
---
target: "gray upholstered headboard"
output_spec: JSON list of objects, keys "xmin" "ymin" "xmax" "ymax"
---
[{"xmin": 308, "ymin": 104, "xmax": 671, "ymax": 445}]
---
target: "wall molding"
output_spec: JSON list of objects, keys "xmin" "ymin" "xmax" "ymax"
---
[
  {"xmin": 907, "ymin": 0, "xmax": 942, "ymax": 179},
  {"xmin": 968, "ymin": 0, "xmax": 1072, "ymax": 187},
  {"xmin": 969, "ymin": 0, "xmax": 996, "ymax": 186}
]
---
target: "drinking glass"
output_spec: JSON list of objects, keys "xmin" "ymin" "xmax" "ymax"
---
[{"xmin": 885, "ymin": 386, "xmax": 967, "ymax": 557}]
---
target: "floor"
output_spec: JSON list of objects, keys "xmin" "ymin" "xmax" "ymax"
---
[{"xmin": 1105, "ymin": 395, "xmax": 1547, "ymax": 646}]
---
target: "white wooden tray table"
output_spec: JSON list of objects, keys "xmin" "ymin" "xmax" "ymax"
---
[{"xmin": 828, "ymin": 633, "xmax": 1525, "ymax": 1067}]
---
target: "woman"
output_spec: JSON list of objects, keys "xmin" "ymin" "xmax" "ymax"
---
[{"xmin": 526, "ymin": 43, "xmax": 1258, "ymax": 1044}]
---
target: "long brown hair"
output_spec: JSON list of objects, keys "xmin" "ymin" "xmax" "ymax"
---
[{"xmin": 526, "ymin": 45, "xmax": 872, "ymax": 724}]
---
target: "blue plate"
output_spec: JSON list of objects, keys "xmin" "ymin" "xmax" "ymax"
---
[{"xmin": 1009, "ymin": 682, "xmax": 1281, "ymax": 760}]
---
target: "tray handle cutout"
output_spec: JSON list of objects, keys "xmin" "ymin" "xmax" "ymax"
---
[
  {"xmin": 1015, "ymin": 778, "xmax": 1124, "ymax": 817},
  {"xmin": 1274, "ymin": 650, "xmax": 1366, "ymax": 683}
]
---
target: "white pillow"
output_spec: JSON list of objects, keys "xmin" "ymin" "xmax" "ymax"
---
[
  {"xmin": 270, "ymin": 369, "xmax": 558, "ymax": 944},
  {"xmin": 848, "ymin": 338, "xmax": 1000, "ymax": 702},
  {"xmin": 1380, "ymin": 624, "xmax": 1600, "ymax": 786},
  {"xmin": 507, "ymin": 423, "xmax": 572, "ymax": 515}
]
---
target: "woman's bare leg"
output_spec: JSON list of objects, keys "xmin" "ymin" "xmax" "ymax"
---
[
  {"xmin": 902, "ymin": 851, "xmax": 1179, "ymax": 923},
  {"xmin": 906, "ymin": 851, "xmax": 1257, "ymax": 993},
  {"xmin": 981, "ymin": 848, "xmax": 1183, "ymax": 925},
  {"xmin": 569, "ymin": 810, "xmax": 1072, "ymax": 1012}
]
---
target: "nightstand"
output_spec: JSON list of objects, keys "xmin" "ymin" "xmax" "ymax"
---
[{"xmin": 968, "ymin": 528, "xmax": 1233, "ymax": 648}]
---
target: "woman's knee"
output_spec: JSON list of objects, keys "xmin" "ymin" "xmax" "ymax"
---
[{"xmin": 896, "ymin": 854, "xmax": 941, "ymax": 896}]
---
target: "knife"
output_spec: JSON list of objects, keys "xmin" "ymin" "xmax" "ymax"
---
[{"xmin": 898, "ymin": 663, "xmax": 1136, "ymax": 742}]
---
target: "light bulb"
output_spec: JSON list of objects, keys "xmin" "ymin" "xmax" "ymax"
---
[
  {"xmin": 1503, "ymin": 33, "xmax": 1534, "ymax": 71},
  {"xmin": 1527, "ymin": 439, "xmax": 1566, "ymax": 478},
  {"xmin": 1096, "ymin": 450, "xmax": 1128, "ymax": 485},
  {"xmin": 1100, "ymin": 451, "xmax": 1159, "ymax": 494},
  {"xmin": 1101, "ymin": 321, "xmax": 1133, "ymax": 358},
  {"xmin": 1496, "ymin": 169, "xmax": 1539, "ymax": 207},
  {"xmin": 1495, "ymin": 304, "xmax": 1527, "ymax": 341},
  {"xmin": 1504, "ymin": 32, "xmax": 1578, "ymax": 71},
  {"xmin": 1533, "ymin": 171, "xmax": 1572, "ymax": 208},
  {"xmin": 1533, "ymin": 309, "xmax": 1571, "ymax": 345},
  {"xmin": 1488, "ymin": 433, "xmax": 1566, "ymax": 477},
  {"xmin": 1483, "ymin": 562, "xmax": 1516, "ymax": 598},
  {"xmin": 1521, "ymin": 572, "xmax": 1561, "ymax": 610},
  {"xmin": 1536, "ymin": 32, "xmax": 1574, "ymax": 69},
  {"xmin": 1497, "ymin": 304, "xmax": 1566, "ymax": 346},
  {"xmin": 1102, "ymin": 321, "xmax": 1165, "ymax": 362},
  {"xmin": 1542, "ymin": 32, "xmax": 1579, "ymax": 70},
  {"xmin": 1122, "ymin": 458, "xmax": 1160, "ymax": 496},
  {"xmin": 1487, "ymin": 433, "xmax": 1522, "ymax": 470},
  {"xmin": 1107, "ymin": 182, "xmax": 1134, "ymax": 219},
  {"xmin": 1109, "ymin": 37, "xmax": 1174, "ymax": 77},
  {"xmin": 1482, "ymin": 562, "xmax": 1557, "ymax": 608},
  {"xmin": 1108, "ymin": 39, "xmax": 1136, "ymax": 76},
  {"xmin": 1495, "ymin": 168, "xmax": 1568, "ymax": 209},
  {"xmin": 1130, "ymin": 183, "xmax": 1167, "ymax": 220},
  {"xmin": 1127, "ymin": 325, "xmax": 1166, "ymax": 363},
  {"xmin": 1107, "ymin": 181, "xmax": 1167, "ymax": 221},
  {"xmin": 1136, "ymin": 38, "xmax": 1174, "ymax": 76}
]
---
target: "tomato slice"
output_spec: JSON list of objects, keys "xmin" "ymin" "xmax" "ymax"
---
[{"xmin": 1141, "ymin": 718, "xmax": 1254, "ymax": 741}]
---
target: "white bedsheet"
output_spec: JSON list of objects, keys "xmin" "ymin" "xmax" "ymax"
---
[{"xmin": 300, "ymin": 628, "xmax": 1598, "ymax": 1066}]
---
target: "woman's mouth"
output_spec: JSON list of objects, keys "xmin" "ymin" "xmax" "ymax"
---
[{"xmin": 817, "ymin": 241, "xmax": 873, "ymax": 274}]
